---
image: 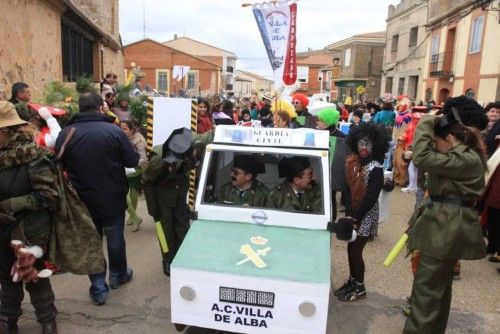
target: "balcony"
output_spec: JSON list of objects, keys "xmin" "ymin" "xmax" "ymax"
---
[{"xmin": 429, "ymin": 52, "xmax": 454, "ymax": 78}]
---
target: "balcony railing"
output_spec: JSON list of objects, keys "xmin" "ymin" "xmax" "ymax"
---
[{"xmin": 429, "ymin": 52, "xmax": 454, "ymax": 78}]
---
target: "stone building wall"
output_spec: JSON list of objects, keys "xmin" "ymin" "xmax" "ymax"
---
[
  {"xmin": 0, "ymin": 0, "xmax": 63, "ymax": 99},
  {"xmin": 1, "ymin": 0, "xmax": 123, "ymax": 100}
]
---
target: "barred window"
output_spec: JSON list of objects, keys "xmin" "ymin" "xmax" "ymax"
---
[{"xmin": 61, "ymin": 23, "xmax": 93, "ymax": 82}]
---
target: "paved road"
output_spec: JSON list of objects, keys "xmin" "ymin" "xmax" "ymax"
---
[{"xmin": 17, "ymin": 190, "xmax": 499, "ymax": 333}]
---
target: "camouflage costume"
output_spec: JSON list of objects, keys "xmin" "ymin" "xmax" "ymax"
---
[
  {"xmin": 267, "ymin": 181, "xmax": 322, "ymax": 213},
  {"xmin": 0, "ymin": 132, "xmax": 58, "ymax": 325},
  {"xmin": 218, "ymin": 180, "xmax": 268, "ymax": 207}
]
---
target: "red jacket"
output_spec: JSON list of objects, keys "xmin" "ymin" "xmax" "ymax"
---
[{"xmin": 197, "ymin": 113, "xmax": 213, "ymax": 134}]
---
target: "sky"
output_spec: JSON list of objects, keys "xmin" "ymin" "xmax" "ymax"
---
[{"xmin": 120, "ymin": 0, "xmax": 397, "ymax": 79}]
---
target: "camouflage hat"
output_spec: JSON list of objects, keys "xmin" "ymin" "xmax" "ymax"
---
[{"xmin": 0, "ymin": 101, "xmax": 28, "ymax": 128}]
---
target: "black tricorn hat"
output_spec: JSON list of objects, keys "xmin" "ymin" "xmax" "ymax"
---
[
  {"xmin": 278, "ymin": 156, "xmax": 311, "ymax": 179},
  {"xmin": 162, "ymin": 127, "xmax": 193, "ymax": 163},
  {"xmin": 435, "ymin": 107, "xmax": 461, "ymax": 136},
  {"xmin": 233, "ymin": 155, "xmax": 265, "ymax": 175}
]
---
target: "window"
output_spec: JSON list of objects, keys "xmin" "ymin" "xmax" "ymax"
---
[
  {"xmin": 391, "ymin": 34, "xmax": 399, "ymax": 52},
  {"xmin": 469, "ymin": 16, "xmax": 484, "ymax": 54},
  {"xmin": 425, "ymin": 88, "xmax": 433, "ymax": 102},
  {"xmin": 465, "ymin": 88, "xmax": 475, "ymax": 99},
  {"xmin": 61, "ymin": 23, "xmax": 94, "ymax": 82},
  {"xmin": 344, "ymin": 48, "xmax": 351, "ymax": 67},
  {"xmin": 327, "ymin": 71, "xmax": 332, "ymax": 90},
  {"xmin": 385, "ymin": 77, "xmax": 393, "ymax": 93},
  {"xmin": 201, "ymin": 150, "xmax": 324, "ymax": 215},
  {"xmin": 398, "ymin": 77, "xmax": 405, "ymax": 96},
  {"xmin": 156, "ymin": 70, "xmax": 168, "ymax": 93},
  {"xmin": 408, "ymin": 76, "xmax": 419, "ymax": 99},
  {"xmin": 187, "ymin": 72, "xmax": 196, "ymax": 90},
  {"xmin": 430, "ymin": 35, "xmax": 440, "ymax": 63},
  {"xmin": 409, "ymin": 27, "xmax": 418, "ymax": 47},
  {"xmin": 297, "ymin": 66, "xmax": 309, "ymax": 83}
]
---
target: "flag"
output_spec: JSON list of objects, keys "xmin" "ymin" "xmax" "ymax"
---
[{"xmin": 253, "ymin": 2, "xmax": 297, "ymax": 89}]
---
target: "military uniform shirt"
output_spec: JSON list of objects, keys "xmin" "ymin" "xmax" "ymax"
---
[
  {"xmin": 218, "ymin": 180, "xmax": 268, "ymax": 207},
  {"xmin": 267, "ymin": 181, "xmax": 322, "ymax": 213}
]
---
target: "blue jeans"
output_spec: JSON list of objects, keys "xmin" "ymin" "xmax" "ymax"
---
[{"xmin": 89, "ymin": 213, "xmax": 128, "ymax": 297}]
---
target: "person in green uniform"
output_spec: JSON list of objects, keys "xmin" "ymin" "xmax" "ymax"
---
[
  {"xmin": 218, "ymin": 155, "xmax": 267, "ymax": 207},
  {"xmin": 142, "ymin": 128, "xmax": 199, "ymax": 276},
  {"xmin": 267, "ymin": 156, "xmax": 322, "ymax": 213},
  {"xmin": 404, "ymin": 105, "xmax": 488, "ymax": 333}
]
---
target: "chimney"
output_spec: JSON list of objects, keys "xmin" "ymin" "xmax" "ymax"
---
[{"xmin": 174, "ymin": 34, "xmax": 178, "ymax": 39}]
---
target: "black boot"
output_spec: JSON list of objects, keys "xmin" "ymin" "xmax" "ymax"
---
[
  {"xmin": 163, "ymin": 259, "xmax": 171, "ymax": 277},
  {"xmin": 174, "ymin": 323, "xmax": 187, "ymax": 332},
  {"xmin": 0, "ymin": 316, "xmax": 19, "ymax": 334},
  {"xmin": 41, "ymin": 320, "xmax": 57, "ymax": 334}
]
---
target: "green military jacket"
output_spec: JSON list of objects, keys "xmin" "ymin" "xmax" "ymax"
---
[
  {"xmin": 267, "ymin": 180, "xmax": 322, "ymax": 213},
  {"xmin": 142, "ymin": 145, "xmax": 189, "ymax": 219},
  {"xmin": 407, "ymin": 116, "xmax": 486, "ymax": 260},
  {"xmin": 217, "ymin": 180, "xmax": 268, "ymax": 207}
]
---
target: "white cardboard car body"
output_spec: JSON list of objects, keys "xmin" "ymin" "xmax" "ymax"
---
[{"xmin": 171, "ymin": 126, "xmax": 332, "ymax": 334}]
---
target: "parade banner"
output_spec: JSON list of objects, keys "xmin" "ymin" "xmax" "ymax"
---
[{"xmin": 252, "ymin": 1, "xmax": 297, "ymax": 89}]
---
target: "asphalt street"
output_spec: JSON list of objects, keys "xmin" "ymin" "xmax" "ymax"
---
[{"xmin": 16, "ymin": 189, "xmax": 500, "ymax": 333}]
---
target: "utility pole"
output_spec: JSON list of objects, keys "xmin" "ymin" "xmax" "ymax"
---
[{"xmin": 143, "ymin": 0, "xmax": 146, "ymax": 39}]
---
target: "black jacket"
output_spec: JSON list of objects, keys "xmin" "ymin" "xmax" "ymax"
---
[
  {"xmin": 486, "ymin": 121, "xmax": 500, "ymax": 158},
  {"xmin": 55, "ymin": 112, "xmax": 139, "ymax": 221}
]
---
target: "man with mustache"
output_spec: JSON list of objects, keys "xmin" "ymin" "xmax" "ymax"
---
[
  {"xmin": 267, "ymin": 156, "xmax": 322, "ymax": 213},
  {"xmin": 218, "ymin": 155, "xmax": 267, "ymax": 207}
]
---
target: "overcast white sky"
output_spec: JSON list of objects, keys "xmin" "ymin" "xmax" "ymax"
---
[{"xmin": 120, "ymin": 0, "xmax": 396, "ymax": 78}]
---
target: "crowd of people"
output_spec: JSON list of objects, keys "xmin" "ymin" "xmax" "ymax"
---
[{"xmin": 0, "ymin": 75, "xmax": 499, "ymax": 334}]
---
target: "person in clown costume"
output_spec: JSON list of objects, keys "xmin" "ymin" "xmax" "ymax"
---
[
  {"xmin": 392, "ymin": 96, "xmax": 412, "ymax": 186},
  {"xmin": 270, "ymin": 99, "xmax": 299, "ymax": 128}
]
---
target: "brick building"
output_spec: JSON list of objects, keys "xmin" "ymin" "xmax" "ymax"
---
[
  {"xmin": 0, "ymin": 0, "xmax": 123, "ymax": 99},
  {"xmin": 163, "ymin": 36, "xmax": 237, "ymax": 95},
  {"xmin": 295, "ymin": 51, "xmax": 334, "ymax": 96},
  {"xmin": 123, "ymin": 39, "xmax": 221, "ymax": 97},
  {"xmin": 325, "ymin": 32, "xmax": 386, "ymax": 102},
  {"xmin": 422, "ymin": 0, "xmax": 500, "ymax": 103}
]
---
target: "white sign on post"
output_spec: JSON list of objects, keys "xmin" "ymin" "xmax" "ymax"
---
[{"xmin": 152, "ymin": 97, "xmax": 192, "ymax": 147}]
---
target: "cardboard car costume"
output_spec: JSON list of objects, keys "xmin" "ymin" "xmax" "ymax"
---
[{"xmin": 170, "ymin": 126, "xmax": 332, "ymax": 333}]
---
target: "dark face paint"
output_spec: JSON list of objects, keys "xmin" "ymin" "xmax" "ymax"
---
[{"xmin": 357, "ymin": 137, "xmax": 373, "ymax": 158}]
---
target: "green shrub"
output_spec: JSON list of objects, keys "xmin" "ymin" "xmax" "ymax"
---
[
  {"xmin": 76, "ymin": 76, "xmax": 98, "ymax": 94},
  {"xmin": 129, "ymin": 94, "xmax": 148, "ymax": 126},
  {"xmin": 44, "ymin": 81, "xmax": 79, "ymax": 105}
]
